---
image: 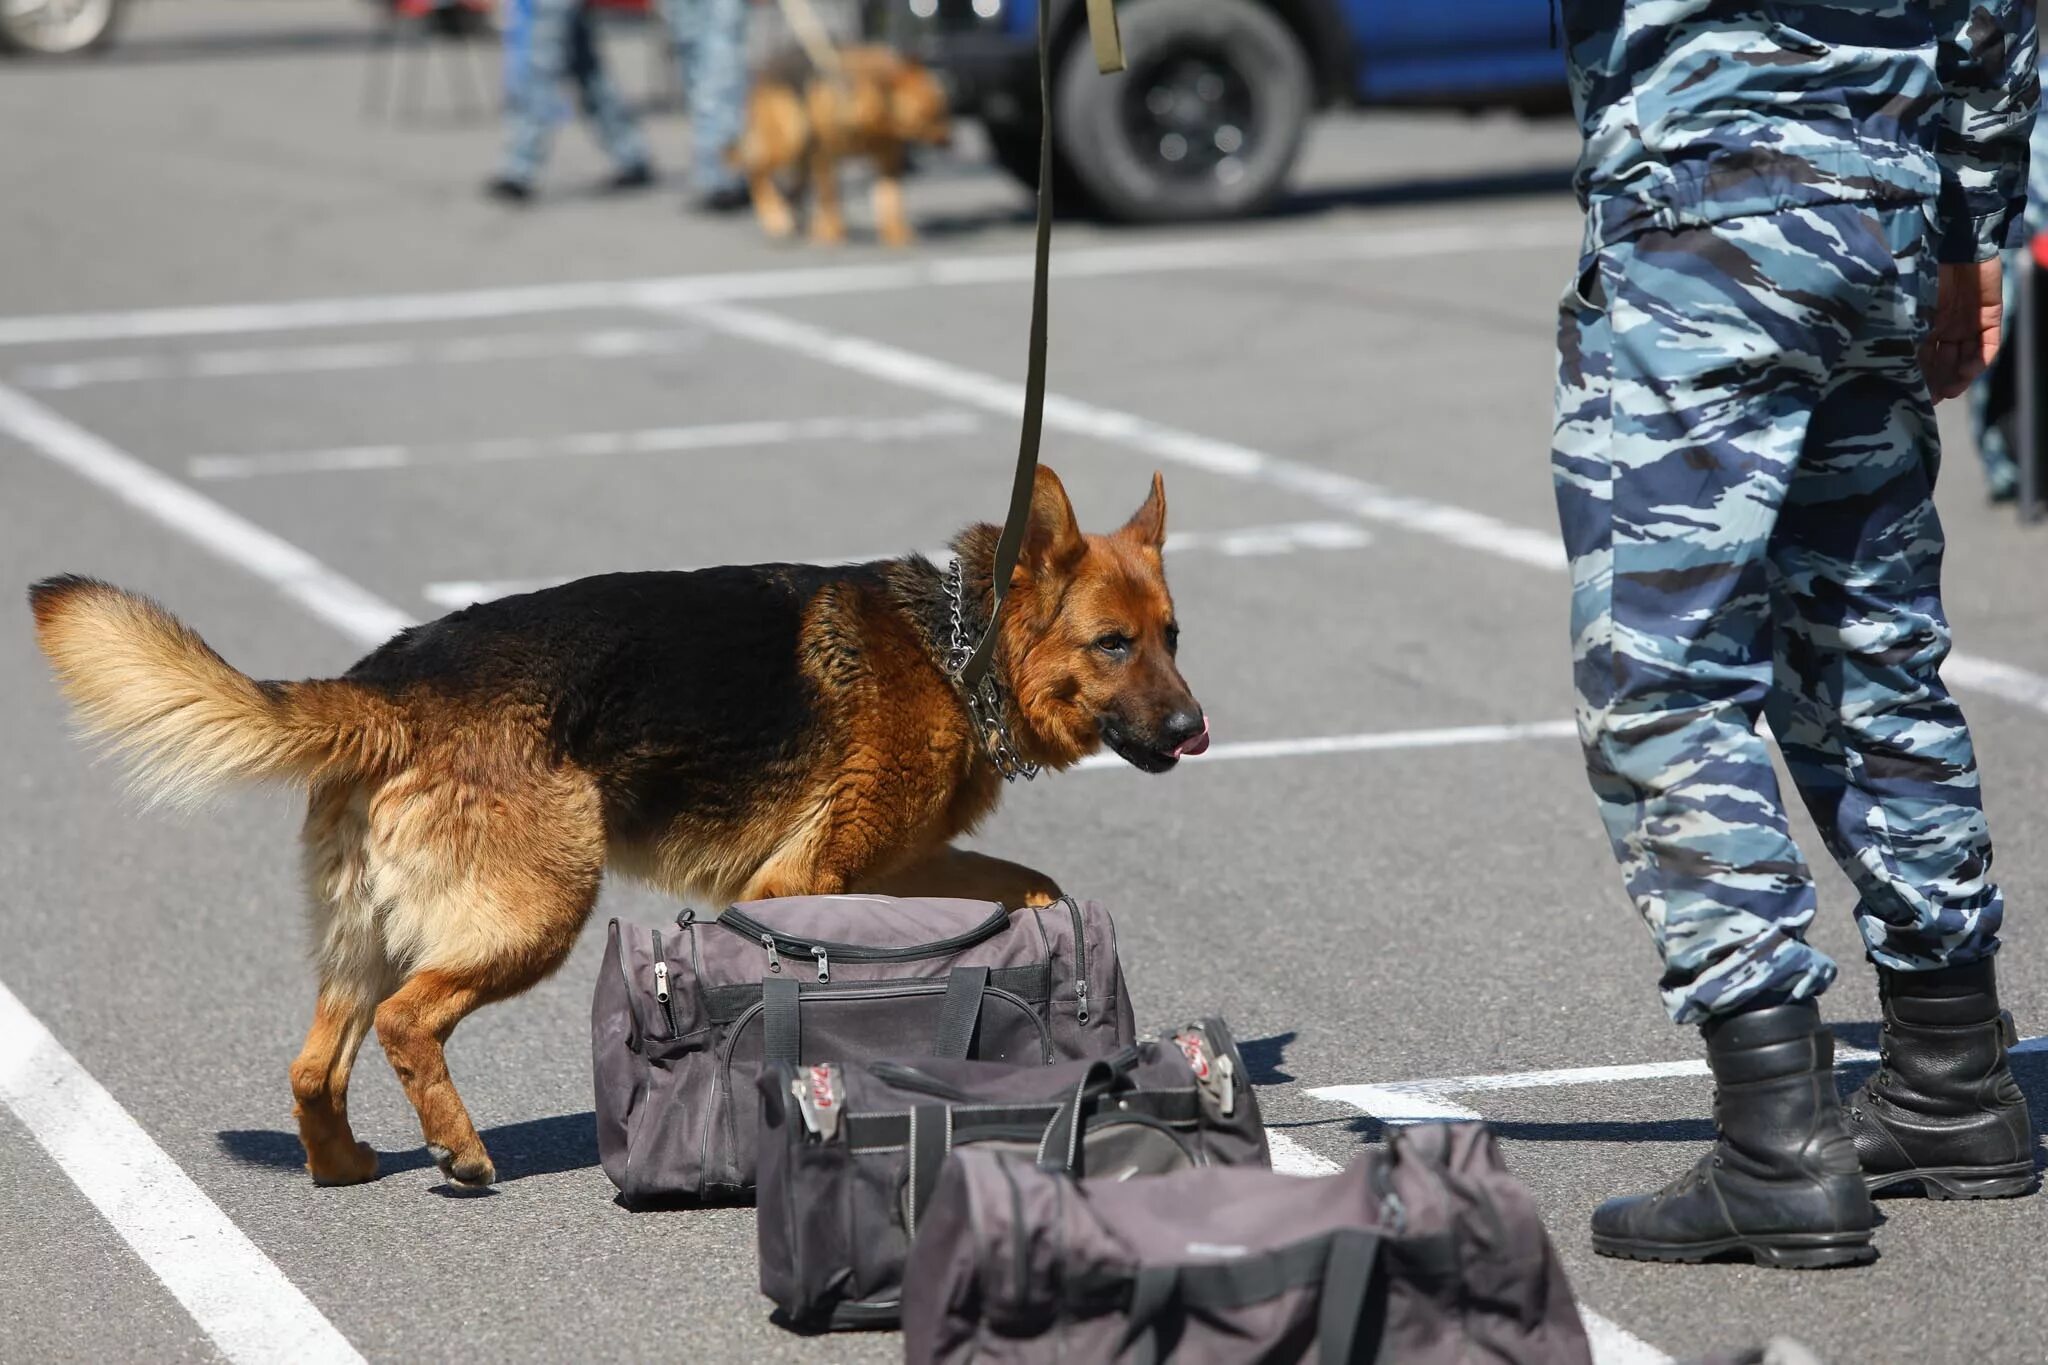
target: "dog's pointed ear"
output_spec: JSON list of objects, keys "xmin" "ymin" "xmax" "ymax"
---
[
  {"xmin": 1118, "ymin": 471, "xmax": 1167, "ymax": 551},
  {"xmin": 1019, "ymin": 465, "xmax": 1086, "ymax": 580}
]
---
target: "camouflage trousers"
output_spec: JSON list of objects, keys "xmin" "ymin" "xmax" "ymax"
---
[
  {"xmin": 1552, "ymin": 202, "xmax": 2004, "ymax": 1024},
  {"xmin": 660, "ymin": 0, "xmax": 749, "ymax": 194},
  {"xmin": 498, "ymin": 0, "xmax": 649, "ymax": 184}
]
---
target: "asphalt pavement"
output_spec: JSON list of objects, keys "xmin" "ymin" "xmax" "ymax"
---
[{"xmin": 4, "ymin": 5, "xmax": 2048, "ymax": 1363}]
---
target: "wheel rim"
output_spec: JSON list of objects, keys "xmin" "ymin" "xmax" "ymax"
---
[
  {"xmin": 1118, "ymin": 45, "xmax": 1257, "ymax": 190},
  {"xmin": 3, "ymin": 0, "xmax": 114, "ymax": 52}
]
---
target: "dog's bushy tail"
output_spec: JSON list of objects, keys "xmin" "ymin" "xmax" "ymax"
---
[{"xmin": 28, "ymin": 575, "xmax": 408, "ymax": 806}]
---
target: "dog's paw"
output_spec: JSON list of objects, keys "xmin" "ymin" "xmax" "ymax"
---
[
  {"xmin": 308, "ymin": 1141, "xmax": 379, "ymax": 1187},
  {"xmin": 428, "ymin": 1143, "xmax": 498, "ymax": 1190}
]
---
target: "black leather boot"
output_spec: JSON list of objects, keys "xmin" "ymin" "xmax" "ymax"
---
[
  {"xmin": 1592, "ymin": 1000, "xmax": 1876, "ymax": 1268},
  {"xmin": 1846, "ymin": 958, "xmax": 2037, "ymax": 1199}
]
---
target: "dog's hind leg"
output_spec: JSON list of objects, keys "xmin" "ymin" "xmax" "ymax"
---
[
  {"xmin": 370, "ymin": 759, "xmax": 605, "ymax": 1189},
  {"xmin": 291, "ymin": 782, "xmax": 393, "ymax": 1186},
  {"xmin": 854, "ymin": 844, "xmax": 1062, "ymax": 908},
  {"xmin": 290, "ymin": 990, "xmax": 380, "ymax": 1185}
]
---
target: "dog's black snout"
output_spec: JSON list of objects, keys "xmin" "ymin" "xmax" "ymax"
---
[{"xmin": 1161, "ymin": 710, "xmax": 1204, "ymax": 747}]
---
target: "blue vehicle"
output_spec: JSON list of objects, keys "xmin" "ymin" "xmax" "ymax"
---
[{"xmin": 893, "ymin": 0, "xmax": 1566, "ymax": 221}]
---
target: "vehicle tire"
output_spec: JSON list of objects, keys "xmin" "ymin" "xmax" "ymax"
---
[
  {"xmin": 1053, "ymin": 0, "xmax": 1310, "ymax": 223},
  {"xmin": 0, "ymin": 0, "xmax": 125, "ymax": 54},
  {"xmin": 982, "ymin": 114, "xmax": 1100, "ymax": 217}
]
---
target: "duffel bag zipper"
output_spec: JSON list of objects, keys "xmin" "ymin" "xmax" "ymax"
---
[
  {"xmin": 1063, "ymin": 897, "xmax": 1089, "ymax": 1025},
  {"xmin": 650, "ymin": 929, "xmax": 679, "ymax": 1036},
  {"xmin": 718, "ymin": 904, "xmax": 1011, "ymax": 966}
]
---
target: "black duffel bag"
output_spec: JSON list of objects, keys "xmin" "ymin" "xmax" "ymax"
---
[
  {"xmin": 593, "ymin": 894, "xmax": 1135, "ymax": 1203},
  {"xmin": 756, "ymin": 1019, "xmax": 1267, "ymax": 1330},
  {"xmin": 901, "ymin": 1120, "xmax": 1593, "ymax": 1365}
]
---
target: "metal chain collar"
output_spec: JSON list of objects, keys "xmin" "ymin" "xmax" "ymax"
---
[{"xmin": 945, "ymin": 557, "xmax": 1039, "ymax": 782}]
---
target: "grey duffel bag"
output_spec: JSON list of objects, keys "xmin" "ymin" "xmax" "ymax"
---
[
  {"xmin": 902, "ymin": 1121, "xmax": 1593, "ymax": 1365},
  {"xmin": 756, "ymin": 1019, "xmax": 1267, "ymax": 1330},
  {"xmin": 592, "ymin": 894, "xmax": 1135, "ymax": 1203}
]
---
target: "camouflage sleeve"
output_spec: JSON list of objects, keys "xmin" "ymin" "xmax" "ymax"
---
[{"xmin": 1933, "ymin": 0, "xmax": 2041, "ymax": 262}]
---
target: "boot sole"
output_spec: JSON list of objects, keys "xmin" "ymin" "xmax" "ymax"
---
[
  {"xmin": 1865, "ymin": 1163, "xmax": 2039, "ymax": 1201},
  {"xmin": 1592, "ymin": 1230, "xmax": 1876, "ymax": 1269}
]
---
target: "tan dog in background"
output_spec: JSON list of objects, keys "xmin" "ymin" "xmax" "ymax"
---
[{"xmin": 731, "ymin": 45, "xmax": 952, "ymax": 247}]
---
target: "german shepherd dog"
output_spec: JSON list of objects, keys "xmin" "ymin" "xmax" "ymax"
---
[
  {"xmin": 27, "ymin": 467, "xmax": 1205, "ymax": 1190},
  {"xmin": 731, "ymin": 44, "xmax": 953, "ymax": 247}
]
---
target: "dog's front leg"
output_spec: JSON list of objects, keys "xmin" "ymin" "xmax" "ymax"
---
[
  {"xmin": 853, "ymin": 845, "xmax": 1062, "ymax": 909},
  {"xmin": 872, "ymin": 147, "xmax": 911, "ymax": 248},
  {"xmin": 805, "ymin": 92, "xmax": 846, "ymax": 246}
]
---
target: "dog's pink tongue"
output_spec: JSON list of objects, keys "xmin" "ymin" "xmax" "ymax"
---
[{"xmin": 1173, "ymin": 717, "xmax": 1211, "ymax": 758}]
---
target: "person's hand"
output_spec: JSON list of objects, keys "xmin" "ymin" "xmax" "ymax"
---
[{"xmin": 1921, "ymin": 258, "xmax": 2004, "ymax": 402}]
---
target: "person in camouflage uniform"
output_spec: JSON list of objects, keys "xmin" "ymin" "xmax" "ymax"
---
[
  {"xmin": 488, "ymin": 0, "xmax": 653, "ymax": 202},
  {"xmin": 1553, "ymin": 0, "xmax": 2040, "ymax": 1268},
  {"xmin": 1966, "ymin": 75, "xmax": 2048, "ymax": 502},
  {"xmin": 661, "ymin": 0, "xmax": 752, "ymax": 210}
]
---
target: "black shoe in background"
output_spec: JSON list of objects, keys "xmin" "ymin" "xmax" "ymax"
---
[
  {"xmin": 1848, "ymin": 957, "xmax": 2037, "ymax": 1200},
  {"xmin": 691, "ymin": 185, "xmax": 751, "ymax": 214},
  {"xmin": 1591, "ymin": 1000, "xmax": 1877, "ymax": 1269},
  {"xmin": 485, "ymin": 176, "xmax": 533, "ymax": 205},
  {"xmin": 606, "ymin": 163, "xmax": 655, "ymax": 193}
]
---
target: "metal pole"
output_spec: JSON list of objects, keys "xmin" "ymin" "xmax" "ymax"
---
[{"xmin": 2021, "ymin": 234, "xmax": 2046, "ymax": 525}]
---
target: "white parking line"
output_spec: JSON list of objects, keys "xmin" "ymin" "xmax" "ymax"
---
[
  {"xmin": 0, "ymin": 219, "xmax": 1580, "ymax": 348},
  {"xmin": 0, "ymin": 381, "xmax": 413, "ymax": 646},
  {"xmin": 668, "ymin": 297, "xmax": 1569, "ymax": 571},
  {"xmin": 186, "ymin": 410, "xmax": 983, "ymax": 480},
  {"xmin": 13, "ymin": 326, "xmax": 706, "ymax": 390},
  {"xmin": 1308, "ymin": 1033, "xmax": 2048, "ymax": 1126},
  {"xmin": 1262, "ymin": 1131, "xmax": 1670, "ymax": 1365},
  {"xmin": 419, "ymin": 520, "xmax": 1372, "ymax": 608},
  {"xmin": 0, "ymin": 979, "xmax": 365, "ymax": 1364},
  {"xmin": 661, "ymin": 298, "xmax": 2048, "ymax": 722}
]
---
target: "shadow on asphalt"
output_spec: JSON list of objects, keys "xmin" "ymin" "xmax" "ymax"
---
[
  {"xmin": 1273, "ymin": 165, "xmax": 1576, "ymax": 215},
  {"xmin": 217, "ymin": 1110, "xmax": 600, "ymax": 1182},
  {"xmin": 1238, "ymin": 1031, "xmax": 1298, "ymax": 1086},
  {"xmin": 913, "ymin": 164, "xmax": 1578, "ymax": 242}
]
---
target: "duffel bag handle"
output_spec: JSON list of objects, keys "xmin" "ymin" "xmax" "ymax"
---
[
  {"xmin": 1316, "ymin": 1228, "xmax": 1386, "ymax": 1365},
  {"xmin": 1119, "ymin": 1227, "xmax": 1386, "ymax": 1365},
  {"xmin": 1035, "ymin": 1048, "xmax": 1141, "ymax": 1174},
  {"xmin": 931, "ymin": 965, "xmax": 989, "ymax": 1059},
  {"xmin": 763, "ymin": 964, "xmax": 990, "ymax": 1070}
]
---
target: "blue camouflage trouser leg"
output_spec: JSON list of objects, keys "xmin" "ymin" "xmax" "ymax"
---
[
  {"xmin": 498, "ymin": 0, "xmax": 649, "ymax": 185},
  {"xmin": 1552, "ymin": 201, "xmax": 2004, "ymax": 1024},
  {"xmin": 661, "ymin": 0, "xmax": 748, "ymax": 194}
]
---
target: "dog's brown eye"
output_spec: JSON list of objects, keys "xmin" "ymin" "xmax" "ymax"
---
[
  {"xmin": 1095, "ymin": 633, "xmax": 1132, "ymax": 657},
  {"xmin": 1165, "ymin": 623, "xmax": 1180, "ymax": 654}
]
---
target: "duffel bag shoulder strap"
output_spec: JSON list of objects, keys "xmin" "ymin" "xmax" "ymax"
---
[
  {"xmin": 1118, "ymin": 1228, "xmax": 1386, "ymax": 1365},
  {"xmin": 932, "ymin": 965, "xmax": 990, "ymax": 1060}
]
